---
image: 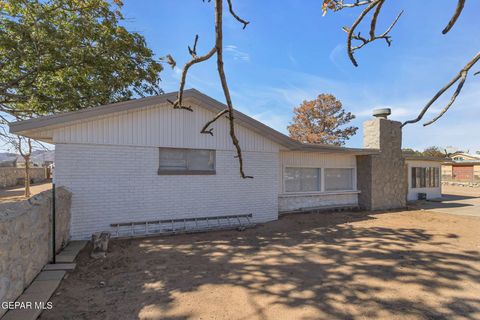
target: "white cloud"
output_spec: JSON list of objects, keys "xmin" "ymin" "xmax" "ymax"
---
[
  {"xmin": 224, "ymin": 45, "xmax": 250, "ymax": 62},
  {"xmin": 287, "ymin": 51, "xmax": 298, "ymax": 67},
  {"xmin": 251, "ymin": 111, "xmax": 290, "ymax": 134}
]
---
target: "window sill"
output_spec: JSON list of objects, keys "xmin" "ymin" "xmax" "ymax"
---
[
  {"xmin": 410, "ymin": 187, "xmax": 440, "ymax": 190},
  {"xmin": 157, "ymin": 170, "xmax": 216, "ymax": 175},
  {"xmin": 279, "ymin": 190, "xmax": 360, "ymax": 198}
]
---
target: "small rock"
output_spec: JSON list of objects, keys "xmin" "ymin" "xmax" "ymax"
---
[{"xmin": 99, "ymin": 281, "xmax": 106, "ymax": 287}]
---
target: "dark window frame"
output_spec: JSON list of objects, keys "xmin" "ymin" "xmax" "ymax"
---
[
  {"xmin": 158, "ymin": 147, "xmax": 216, "ymax": 175},
  {"xmin": 411, "ymin": 166, "xmax": 440, "ymax": 188}
]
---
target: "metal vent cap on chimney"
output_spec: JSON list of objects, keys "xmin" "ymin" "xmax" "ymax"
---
[{"xmin": 372, "ymin": 108, "xmax": 391, "ymax": 119}]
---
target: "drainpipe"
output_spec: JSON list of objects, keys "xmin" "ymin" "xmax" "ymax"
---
[{"xmin": 52, "ymin": 179, "xmax": 56, "ymax": 264}]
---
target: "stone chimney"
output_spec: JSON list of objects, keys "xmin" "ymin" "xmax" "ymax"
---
[{"xmin": 356, "ymin": 108, "xmax": 407, "ymax": 210}]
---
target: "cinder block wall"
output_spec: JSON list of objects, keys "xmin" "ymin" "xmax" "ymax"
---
[
  {"xmin": 442, "ymin": 164, "xmax": 453, "ymax": 181},
  {"xmin": 0, "ymin": 188, "xmax": 71, "ymax": 317},
  {"xmin": 0, "ymin": 167, "xmax": 47, "ymax": 188},
  {"xmin": 475, "ymin": 165, "xmax": 480, "ymax": 182},
  {"xmin": 357, "ymin": 118, "xmax": 407, "ymax": 210}
]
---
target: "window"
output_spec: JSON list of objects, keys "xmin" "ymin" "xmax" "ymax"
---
[
  {"xmin": 158, "ymin": 148, "xmax": 215, "ymax": 175},
  {"xmin": 325, "ymin": 168, "xmax": 354, "ymax": 191},
  {"xmin": 284, "ymin": 167, "xmax": 355, "ymax": 193},
  {"xmin": 285, "ymin": 167, "xmax": 320, "ymax": 192},
  {"xmin": 411, "ymin": 167, "xmax": 439, "ymax": 188}
]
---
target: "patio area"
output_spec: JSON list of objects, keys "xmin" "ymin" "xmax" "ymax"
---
[{"xmin": 39, "ymin": 208, "xmax": 480, "ymax": 320}]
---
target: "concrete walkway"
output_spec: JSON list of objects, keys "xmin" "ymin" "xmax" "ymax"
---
[
  {"xmin": 2, "ymin": 241, "xmax": 86, "ymax": 320},
  {"xmin": 413, "ymin": 193, "xmax": 480, "ymax": 217}
]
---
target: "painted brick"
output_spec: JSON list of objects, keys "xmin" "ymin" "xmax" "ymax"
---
[{"xmin": 55, "ymin": 144, "xmax": 279, "ymax": 239}]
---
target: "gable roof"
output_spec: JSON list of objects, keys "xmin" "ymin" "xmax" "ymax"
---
[
  {"xmin": 451, "ymin": 152, "xmax": 480, "ymax": 160},
  {"xmin": 9, "ymin": 88, "xmax": 376, "ymax": 154}
]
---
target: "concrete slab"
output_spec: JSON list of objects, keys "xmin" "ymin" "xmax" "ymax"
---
[
  {"xmin": 1, "ymin": 242, "xmax": 85, "ymax": 320},
  {"xmin": 43, "ymin": 263, "xmax": 76, "ymax": 271},
  {"xmin": 412, "ymin": 194, "xmax": 480, "ymax": 217},
  {"xmin": 2, "ymin": 271, "xmax": 65, "ymax": 320},
  {"xmin": 34, "ymin": 270, "xmax": 66, "ymax": 281},
  {"xmin": 55, "ymin": 240, "xmax": 87, "ymax": 263}
]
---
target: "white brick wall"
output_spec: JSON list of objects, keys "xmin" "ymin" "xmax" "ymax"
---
[{"xmin": 55, "ymin": 143, "xmax": 279, "ymax": 239}]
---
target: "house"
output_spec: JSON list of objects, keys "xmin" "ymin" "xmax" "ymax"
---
[
  {"xmin": 442, "ymin": 152, "xmax": 480, "ymax": 184},
  {"xmin": 404, "ymin": 154, "xmax": 443, "ymax": 201},
  {"xmin": 450, "ymin": 152, "xmax": 480, "ymax": 162},
  {"xmin": 10, "ymin": 89, "xmax": 406, "ymax": 240}
]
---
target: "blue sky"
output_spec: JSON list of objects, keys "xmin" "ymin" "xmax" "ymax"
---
[
  {"xmin": 6, "ymin": 1, "xmax": 479, "ymax": 153},
  {"xmin": 123, "ymin": 0, "xmax": 480, "ymax": 152},
  {"xmin": 120, "ymin": 0, "xmax": 480, "ymax": 152}
]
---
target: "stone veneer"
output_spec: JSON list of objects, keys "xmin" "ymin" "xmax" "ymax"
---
[
  {"xmin": 356, "ymin": 118, "xmax": 407, "ymax": 210},
  {"xmin": 0, "ymin": 187, "xmax": 71, "ymax": 316}
]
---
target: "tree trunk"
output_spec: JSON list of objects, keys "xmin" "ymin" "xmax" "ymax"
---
[{"xmin": 24, "ymin": 155, "xmax": 31, "ymax": 198}]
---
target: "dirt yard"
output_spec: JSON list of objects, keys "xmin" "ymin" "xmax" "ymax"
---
[
  {"xmin": 0, "ymin": 182, "xmax": 51, "ymax": 203},
  {"xmin": 443, "ymin": 184, "xmax": 480, "ymax": 197},
  {"xmin": 40, "ymin": 209, "xmax": 480, "ymax": 320}
]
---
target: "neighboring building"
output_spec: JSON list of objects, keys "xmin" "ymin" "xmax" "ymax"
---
[
  {"xmin": 442, "ymin": 152, "xmax": 480, "ymax": 184},
  {"xmin": 10, "ymin": 89, "xmax": 406, "ymax": 240},
  {"xmin": 450, "ymin": 152, "xmax": 480, "ymax": 162},
  {"xmin": 404, "ymin": 155, "xmax": 443, "ymax": 201}
]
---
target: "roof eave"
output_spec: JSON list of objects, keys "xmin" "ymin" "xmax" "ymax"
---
[{"xmin": 9, "ymin": 88, "xmax": 375, "ymax": 155}]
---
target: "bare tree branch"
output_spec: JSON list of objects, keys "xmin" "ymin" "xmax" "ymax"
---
[
  {"xmin": 325, "ymin": 0, "xmax": 475, "ymax": 127},
  {"xmin": 402, "ymin": 51, "xmax": 480, "ymax": 127},
  {"xmin": 188, "ymin": 34, "xmax": 199, "ymax": 58},
  {"xmin": 345, "ymin": 0, "xmax": 403, "ymax": 66},
  {"xmin": 200, "ymin": 109, "xmax": 228, "ymax": 136},
  {"xmin": 442, "ymin": 0, "xmax": 466, "ymax": 34},
  {"xmin": 226, "ymin": 0, "xmax": 249, "ymax": 29},
  {"xmin": 215, "ymin": 0, "xmax": 252, "ymax": 178},
  {"xmin": 423, "ymin": 71, "xmax": 467, "ymax": 126},
  {"xmin": 346, "ymin": 0, "xmax": 381, "ymax": 67},
  {"xmin": 323, "ymin": 0, "xmax": 375, "ymax": 13},
  {"xmin": 369, "ymin": 0, "xmax": 384, "ymax": 39},
  {"xmin": 169, "ymin": 46, "xmax": 217, "ymax": 111},
  {"xmin": 171, "ymin": 0, "xmax": 252, "ymax": 178},
  {"xmin": 339, "ymin": 0, "xmax": 375, "ymax": 8}
]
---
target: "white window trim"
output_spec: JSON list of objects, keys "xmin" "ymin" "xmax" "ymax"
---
[
  {"xmin": 283, "ymin": 165, "xmax": 357, "ymax": 195},
  {"xmin": 279, "ymin": 190, "xmax": 361, "ymax": 198}
]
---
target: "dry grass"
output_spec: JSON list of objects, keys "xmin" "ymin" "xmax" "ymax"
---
[{"xmin": 41, "ymin": 209, "xmax": 480, "ymax": 320}]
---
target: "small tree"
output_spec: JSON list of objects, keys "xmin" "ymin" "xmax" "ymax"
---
[
  {"xmin": 287, "ymin": 94, "xmax": 358, "ymax": 146},
  {"xmin": 422, "ymin": 146, "xmax": 446, "ymax": 159}
]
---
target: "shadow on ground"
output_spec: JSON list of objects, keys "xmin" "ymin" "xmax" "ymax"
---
[{"xmin": 41, "ymin": 210, "xmax": 480, "ymax": 320}]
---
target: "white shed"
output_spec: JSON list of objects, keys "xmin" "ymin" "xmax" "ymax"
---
[{"xmin": 10, "ymin": 89, "xmax": 376, "ymax": 239}]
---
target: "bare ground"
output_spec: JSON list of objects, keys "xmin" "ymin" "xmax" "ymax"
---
[
  {"xmin": 40, "ymin": 209, "xmax": 480, "ymax": 320},
  {"xmin": 0, "ymin": 182, "xmax": 51, "ymax": 204},
  {"xmin": 443, "ymin": 184, "xmax": 480, "ymax": 197}
]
